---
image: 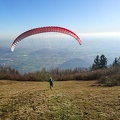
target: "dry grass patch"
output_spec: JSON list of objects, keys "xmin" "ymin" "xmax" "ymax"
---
[{"xmin": 0, "ymin": 80, "xmax": 120, "ymax": 120}]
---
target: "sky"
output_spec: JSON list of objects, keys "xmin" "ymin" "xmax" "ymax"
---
[{"xmin": 0, "ymin": 0, "xmax": 120, "ymax": 40}]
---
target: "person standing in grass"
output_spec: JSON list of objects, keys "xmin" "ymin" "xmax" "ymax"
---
[{"xmin": 48, "ymin": 77, "xmax": 54, "ymax": 89}]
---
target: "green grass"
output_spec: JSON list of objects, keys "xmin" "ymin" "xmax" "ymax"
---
[{"xmin": 0, "ymin": 80, "xmax": 120, "ymax": 120}]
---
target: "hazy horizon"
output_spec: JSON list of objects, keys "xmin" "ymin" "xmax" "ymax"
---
[{"xmin": 1, "ymin": 0, "xmax": 120, "ymax": 72}]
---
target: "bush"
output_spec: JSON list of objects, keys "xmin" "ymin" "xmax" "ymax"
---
[
  {"xmin": 0, "ymin": 66, "xmax": 120, "ymax": 86},
  {"xmin": 99, "ymin": 75, "xmax": 120, "ymax": 86}
]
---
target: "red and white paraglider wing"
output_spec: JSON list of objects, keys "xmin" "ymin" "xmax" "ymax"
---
[{"xmin": 11, "ymin": 26, "xmax": 82, "ymax": 51}]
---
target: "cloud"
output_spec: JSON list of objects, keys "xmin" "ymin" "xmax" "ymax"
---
[
  {"xmin": 1, "ymin": 32, "xmax": 120, "ymax": 40},
  {"xmin": 78, "ymin": 32, "xmax": 120, "ymax": 38}
]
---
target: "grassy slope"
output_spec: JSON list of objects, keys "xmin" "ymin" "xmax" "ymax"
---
[{"xmin": 0, "ymin": 80, "xmax": 120, "ymax": 120}]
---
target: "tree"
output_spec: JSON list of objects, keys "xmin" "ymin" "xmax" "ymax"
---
[
  {"xmin": 99, "ymin": 54, "xmax": 107, "ymax": 69},
  {"xmin": 112, "ymin": 57, "xmax": 120, "ymax": 67},
  {"xmin": 92, "ymin": 54, "xmax": 107, "ymax": 70},
  {"xmin": 92, "ymin": 55, "xmax": 100, "ymax": 70}
]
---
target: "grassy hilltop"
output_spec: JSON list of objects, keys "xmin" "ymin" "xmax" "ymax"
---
[{"xmin": 0, "ymin": 80, "xmax": 120, "ymax": 120}]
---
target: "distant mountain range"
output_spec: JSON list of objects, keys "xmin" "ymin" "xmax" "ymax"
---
[
  {"xmin": 0, "ymin": 38, "xmax": 120, "ymax": 73},
  {"xmin": 0, "ymin": 47, "xmax": 91, "ymax": 73},
  {"xmin": 59, "ymin": 58, "xmax": 90, "ymax": 69}
]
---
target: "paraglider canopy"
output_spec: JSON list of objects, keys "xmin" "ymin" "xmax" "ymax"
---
[{"xmin": 11, "ymin": 26, "xmax": 82, "ymax": 51}]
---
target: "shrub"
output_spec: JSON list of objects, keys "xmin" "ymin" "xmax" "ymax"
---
[{"xmin": 99, "ymin": 75, "xmax": 120, "ymax": 86}]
